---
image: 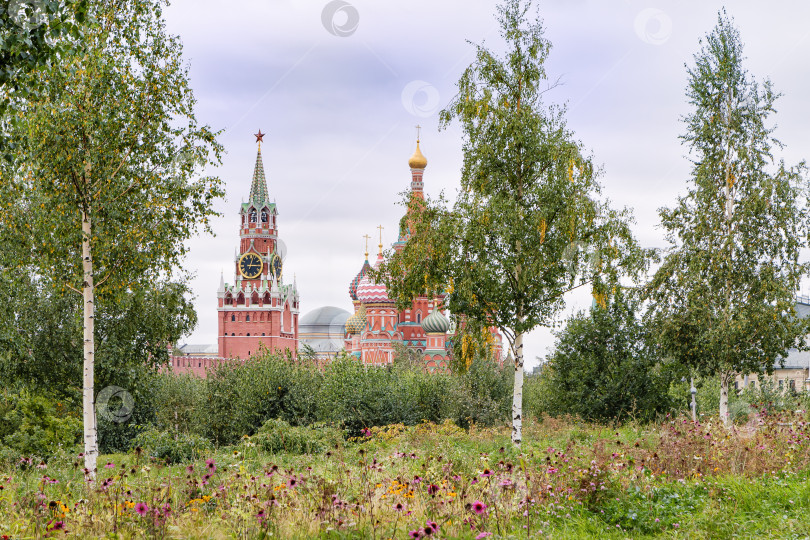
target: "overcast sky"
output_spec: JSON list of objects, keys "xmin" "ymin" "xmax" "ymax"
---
[{"xmin": 163, "ymin": 0, "xmax": 810, "ymax": 369}]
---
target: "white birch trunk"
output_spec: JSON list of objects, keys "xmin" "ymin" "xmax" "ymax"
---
[
  {"xmin": 511, "ymin": 330, "xmax": 524, "ymax": 446},
  {"xmin": 719, "ymin": 370, "xmax": 730, "ymax": 428},
  {"xmin": 82, "ymin": 210, "xmax": 98, "ymax": 478}
]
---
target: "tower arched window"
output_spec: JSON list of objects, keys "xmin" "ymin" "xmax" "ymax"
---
[
  {"xmin": 246, "ymin": 314, "xmax": 250, "ymax": 322},
  {"xmin": 231, "ymin": 314, "xmax": 235, "ymax": 321},
  {"xmin": 247, "ymin": 333, "xmax": 250, "ymax": 336},
  {"xmin": 416, "ymin": 312, "xmax": 422, "ymax": 323},
  {"xmin": 261, "ymin": 210, "xmax": 268, "ymax": 223}
]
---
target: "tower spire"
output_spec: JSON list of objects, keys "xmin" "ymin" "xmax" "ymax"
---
[
  {"xmin": 377, "ymin": 225, "xmax": 384, "ymax": 255},
  {"xmin": 363, "ymin": 234, "xmax": 371, "ymax": 260},
  {"xmin": 250, "ymin": 130, "xmax": 269, "ymax": 204}
]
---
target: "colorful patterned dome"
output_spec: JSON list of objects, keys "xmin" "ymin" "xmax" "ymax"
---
[
  {"xmin": 349, "ymin": 258, "xmax": 372, "ymax": 301},
  {"xmin": 345, "ymin": 305, "xmax": 367, "ymax": 334},
  {"xmin": 356, "ymin": 254, "xmax": 393, "ymax": 304},
  {"xmin": 422, "ymin": 307, "xmax": 450, "ymax": 334}
]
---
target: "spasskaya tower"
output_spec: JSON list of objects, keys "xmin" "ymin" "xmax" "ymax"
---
[{"xmin": 216, "ymin": 131, "xmax": 299, "ymax": 359}]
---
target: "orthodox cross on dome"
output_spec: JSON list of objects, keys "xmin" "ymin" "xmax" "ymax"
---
[
  {"xmin": 377, "ymin": 225, "xmax": 384, "ymax": 255},
  {"xmin": 363, "ymin": 234, "xmax": 371, "ymax": 259},
  {"xmin": 249, "ymin": 130, "xmax": 269, "ymax": 204},
  {"xmin": 415, "ymin": 124, "xmax": 421, "ymax": 142}
]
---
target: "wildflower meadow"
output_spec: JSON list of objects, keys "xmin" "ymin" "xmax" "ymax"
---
[{"xmin": 3, "ymin": 409, "xmax": 810, "ymax": 538}]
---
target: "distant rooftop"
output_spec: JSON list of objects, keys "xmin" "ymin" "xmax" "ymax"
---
[{"xmin": 177, "ymin": 343, "xmax": 218, "ymax": 357}]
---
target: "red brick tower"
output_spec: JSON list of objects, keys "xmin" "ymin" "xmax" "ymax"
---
[{"xmin": 216, "ymin": 131, "xmax": 300, "ymax": 360}]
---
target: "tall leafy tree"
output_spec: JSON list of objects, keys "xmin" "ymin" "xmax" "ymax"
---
[
  {"xmin": 379, "ymin": 0, "xmax": 648, "ymax": 445},
  {"xmin": 3, "ymin": 0, "xmax": 223, "ymax": 474},
  {"xmin": 646, "ymin": 12, "xmax": 810, "ymax": 426}
]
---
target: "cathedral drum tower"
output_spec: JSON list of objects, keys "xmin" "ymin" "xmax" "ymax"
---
[{"xmin": 216, "ymin": 131, "xmax": 300, "ymax": 360}]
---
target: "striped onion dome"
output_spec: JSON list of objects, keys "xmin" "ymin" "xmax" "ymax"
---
[
  {"xmin": 345, "ymin": 305, "xmax": 367, "ymax": 334},
  {"xmin": 349, "ymin": 258, "xmax": 372, "ymax": 301},
  {"xmin": 421, "ymin": 307, "xmax": 450, "ymax": 334},
  {"xmin": 356, "ymin": 254, "xmax": 393, "ymax": 304}
]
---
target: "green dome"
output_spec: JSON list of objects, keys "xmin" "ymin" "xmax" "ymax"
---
[
  {"xmin": 421, "ymin": 308, "xmax": 450, "ymax": 334},
  {"xmin": 345, "ymin": 305, "xmax": 367, "ymax": 335}
]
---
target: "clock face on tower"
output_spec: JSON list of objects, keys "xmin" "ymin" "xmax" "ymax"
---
[
  {"xmin": 238, "ymin": 252, "xmax": 263, "ymax": 279},
  {"xmin": 270, "ymin": 252, "xmax": 283, "ymax": 281}
]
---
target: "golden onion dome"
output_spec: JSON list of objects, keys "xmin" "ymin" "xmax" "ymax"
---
[{"xmin": 408, "ymin": 140, "xmax": 428, "ymax": 169}]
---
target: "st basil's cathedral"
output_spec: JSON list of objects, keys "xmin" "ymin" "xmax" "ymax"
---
[{"xmin": 170, "ymin": 132, "xmax": 502, "ymax": 376}]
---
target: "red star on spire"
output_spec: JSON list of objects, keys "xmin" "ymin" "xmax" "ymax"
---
[{"xmin": 254, "ymin": 130, "xmax": 265, "ymax": 144}]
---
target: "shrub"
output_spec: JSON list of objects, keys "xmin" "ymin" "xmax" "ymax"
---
[
  {"xmin": 131, "ymin": 427, "xmax": 213, "ymax": 464},
  {"xmin": 197, "ymin": 352, "xmax": 321, "ymax": 445},
  {"xmin": 0, "ymin": 390, "xmax": 81, "ymax": 461},
  {"xmin": 152, "ymin": 372, "xmax": 206, "ymax": 434},
  {"xmin": 252, "ymin": 418, "xmax": 342, "ymax": 455},
  {"xmin": 536, "ymin": 295, "xmax": 675, "ymax": 423},
  {"xmin": 97, "ymin": 369, "xmax": 161, "ymax": 454}
]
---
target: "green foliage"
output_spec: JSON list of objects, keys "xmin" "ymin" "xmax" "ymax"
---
[
  {"xmin": 184, "ymin": 352, "xmax": 513, "ymax": 444},
  {"xmin": 0, "ymin": 277, "xmax": 198, "ymax": 454},
  {"xmin": 5, "ymin": 0, "xmax": 224, "ymax": 296},
  {"xmin": 152, "ymin": 372, "xmax": 206, "ymax": 435},
  {"xmin": 252, "ymin": 418, "xmax": 342, "ymax": 455},
  {"xmin": 131, "ymin": 427, "xmax": 212, "ymax": 465},
  {"xmin": 0, "ymin": 280, "xmax": 196, "ymax": 393},
  {"xmin": 198, "ymin": 352, "xmax": 321, "ymax": 445},
  {"xmin": 0, "ymin": 390, "xmax": 81, "ymax": 461},
  {"xmin": 528, "ymin": 293, "xmax": 676, "ymax": 423},
  {"xmin": 646, "ymin": 12, "xmax": 810, "ymax": 392},
  {"xmin": 0, "ymin": 0, "xmax": 88, "ymax": 137},
  {"xmin": 447, "ymin": 357, "xmax": 513, "ymax": 429}
]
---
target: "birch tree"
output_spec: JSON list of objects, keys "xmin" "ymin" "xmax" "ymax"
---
[
  {"xmin": 646, "ymin": 12, "xmax": 810, "ymax": 427},
  {"xmin": 4, "ymin": 0, "xmax": 223, "ymax": 475},
  {"xmin": 380, "ymin": 0, "xmax": 647, "ymax": 446}
]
